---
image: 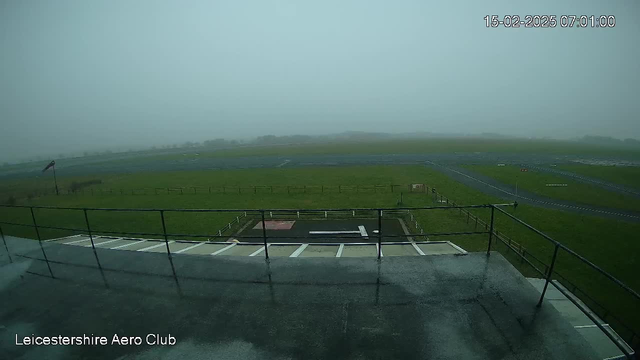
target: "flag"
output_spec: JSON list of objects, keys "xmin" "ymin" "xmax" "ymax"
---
[{"xmin": 42, "ymin": 160, "xmax": 56, "ymax": 173}]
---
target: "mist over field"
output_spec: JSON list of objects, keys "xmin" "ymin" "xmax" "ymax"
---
[{"xmin": 1, "ymin": 0, "xmax": 640, "ymax": 162}]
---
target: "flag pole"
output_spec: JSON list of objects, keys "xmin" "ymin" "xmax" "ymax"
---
[{"xmin": 53, "ymin": 163, "xmax": 59, "ymax": 195}]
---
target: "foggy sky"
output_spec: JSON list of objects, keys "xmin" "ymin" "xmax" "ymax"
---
[{"xmin": 1, "ymin": 0, "xmax": 639, "ymax": 162}]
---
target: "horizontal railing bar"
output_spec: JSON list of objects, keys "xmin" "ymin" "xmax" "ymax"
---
[
  {"xmin": 550, "ymin": 281, "xmax": 633, "ymax": 358},
  {"xmin": 0, "ymin": 204, "xmax": 505, "ymax": 212},
  {"xmin": 493, "ymin": 205, "xmax": 640, "ymax": 302}
]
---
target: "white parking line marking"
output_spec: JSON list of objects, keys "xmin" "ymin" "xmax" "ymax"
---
[
  {"xmin": 211, "ymin": 243, "xmax": 236, "ymax": 255},
  {"xmin": 336, "ymin": 244, "xmax": 345, "ymax": 257},
  {"xmin": 249, "ymin": 245, "xmax": 270, "ymax": 256},
  {"xmin": 290, "ymin": 244, "xmax": 309, "ymax": 257},
  {"xmin": 111, "ymin": 240, "xmax": 146, "ymax": 249},
  {"xmin": 138, "ymin": 241, "xmax": 173, "ymax": 252},
  {"xmin": 46, "ymin": 234, "xmax": 82, "ymax": 242},
  {"xmin": 411, "ymin": 242, "xmax": 426, "ymax": 256},
  {"xmin": 175, "ymin": 242, "xmax": 205, "ymax": 254},
  {"xmin": 85, "ymin": 238, "xmax": 122, "ymax": 247},
  {"xmin": 64, "ymin": 238, "xmax": 92, "ymax": 245}
]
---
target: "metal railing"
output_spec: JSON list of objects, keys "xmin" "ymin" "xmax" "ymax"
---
[
  {"xmin": 426, "ymin": 189, "xmax": 638, "ymax": 358},
  {"xmin": 0, "ymin": 202, "xmax": 637, "ymax": 358},
  {"xmin": 7, "ymin": 183, "xmax": 432, "ymax": 198}
]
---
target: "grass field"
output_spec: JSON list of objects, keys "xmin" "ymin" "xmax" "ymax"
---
[
  {"xmin": 81, "ymin": 138, "xmax": 640, "ymax": 166},
  {"xmin": 462, "ymin": 164, "xmax": 640, "ymax": 212},
  {"xmin": 1, "ymin": 164, "xmax": 639, "ymax": 341},
  {"xmin": 558, "ymin": 164, "xmax": 640, "ymax": 190}
]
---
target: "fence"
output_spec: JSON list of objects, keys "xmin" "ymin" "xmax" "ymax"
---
[
  {"xmin": 426, "ymin": 189, "xmax": 638, "ymax": 357},
  {"xmin": 12, "ymin": 184, "xmax": 431, "ymax": 198},
  {"xmin": 0, "ymin": 202, "xmax": 637, "ymax": 357}
]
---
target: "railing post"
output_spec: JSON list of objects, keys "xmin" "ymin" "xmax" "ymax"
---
[
  {"xmin": 0, "ymin": 223, "xmax": 12, "ymax": 263},
  {"xmin": 261, "ymin": 210, "xmax": 269, "ymax": 260},
  {"xmin": 377, "ymin": 209, "xmax": 382, "ymax": 260},
  {"xmin": 83, "ymin": 209, "xmax": 97, "ymax": 251},
  {"xmin": 160, "ymin": 210, "xmax": 171, "ymax": 257},
  {"xmin": 30, "ymin": 207, "xmax": 54, "ymax": 278},
  {"xmin": 487, "ymin": 206, "xmax": 495, "ymax": 255},
  {"xmin": 537, "ymin": 244, "xmax": 560, "ymax": 307}
]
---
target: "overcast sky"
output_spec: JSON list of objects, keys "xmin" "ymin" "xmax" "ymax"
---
[{"xmin": 1, "ymin": 0, "xmax": 639, "ymax": 161}]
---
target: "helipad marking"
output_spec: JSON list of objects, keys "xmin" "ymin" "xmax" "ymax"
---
[
  {"xmin": 175, "ymin": 242, "xmax": 205, "ymax": 254},
  {"xmin": 358, "ymin": 225, "xmax": 369, "ymax": 239},
  {"xmin": 138, "ymin": 241, "xmax": 173, "ymax": 252}
]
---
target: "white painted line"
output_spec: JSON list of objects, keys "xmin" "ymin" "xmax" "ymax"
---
[
  {"xmin": 574, "ymin": 324, "xmax": 609, "ymax": 329},
  {"xmin": 447, "ymin": 241, "xmax": 468, "ymax": 255},
  {"xmin": 336, "ymin": 244, "xmax": 345, "ymax": 257},
  {"xmin": 290, "ymin": 244, "xmax": 309, "ymax": 257},
  {"xmin": 175, "ymin": 242, "xmax": 205, "ymax": 254},
  {"xmin": 358, "ymin": 225, "xmax": 369, "ymax": 239},
  {"xmin": 111, "ymin": 240, "xmax": 146, "ymax": 250},
  {"xmin": 64, "ymin": 237, "xmax": 92, "ymax": 245},
  {"xmin": 85, "ymin": 238, "xmax": 122, "ymax": 247},
  {"xmin": 46, "ymin": 234, "xmax": 83, "ymax": 242},
  {"xmin": 411, "ymin": 242, "xmax": 426, "ymax": 256},
  {"xmin": 138, "ymin": 241, "xmax": 173, "ymax": 252},
  {"xmin": 309, "ymin": 230, "xmax": 360, "ymax": 235},
  {"xmin": 249, "ymin": 244, "xmax": 270, "ymax": 257},
  {"xmin": 211, "ymin": 243, "xmax": 236, "ymax": 255},
  {"xmin": 276, "ymin": 159, "xmax": 290, "ymax": 168}
]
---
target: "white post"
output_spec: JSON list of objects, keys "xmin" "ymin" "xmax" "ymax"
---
[{"xmin": 325, "ymin": 211, "xmax": 327, "ymax": 218}]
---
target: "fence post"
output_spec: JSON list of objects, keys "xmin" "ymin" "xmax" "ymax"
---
[
  {"xmin": 83, "ymin": 208, "xmax": 105, "ymax": 267},
  {"xmin": 0, "ymin": 224, "xmax": 12, "ymax": 263},
  {"xmin": 487, "ymin": 206, "xmax": 495, "ymax": 255},
  {"xmin": 180, "ymin": 188, "xmax": 184, "ymax": 195},
  {"xmin": 377, "ymin": 209, "xmax": 382, "ymax": 260},
  {"xmin": 254, "ymin": 186, "xmax": 257, "ymax": 194},
  {"xmin": 261, "ymin": 210, "xmax": 269, "ymax": 260},
  {"xmin": 537, "ymin": 244, "xmax": 560, "ymax": 307},
  {"xmin": 209, "ymin": 186, "xmax": 211, "ymax": 194},
  {"xmin": 338, "ymin": 185, "xmax": 341, "ymax": 193},
  {"xmin": 193, "ymin": 187, "xmax": 197, "ymax": 194},
  {"xmin": 30, "ymin": 207, "xmax": 54, "ymax": 277},
  {"xmin": 160, "ymin": 210, "xmax": 171, "ymax": 257},
  {"xmin": 321, "ymin": 185, "xmax": 324, "ymax": 193}
]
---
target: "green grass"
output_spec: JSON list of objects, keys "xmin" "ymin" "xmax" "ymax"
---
[
  {"xmin": 557, "ymin": 164, "xmax": 640, "ymax": 190},
  {"xmin": 463, "ymin": 164, "xmax": 640, "ymax": 212},
  {"xmin": 1, "ymin": 164, "xmax": 639, "ymax": 341}
]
